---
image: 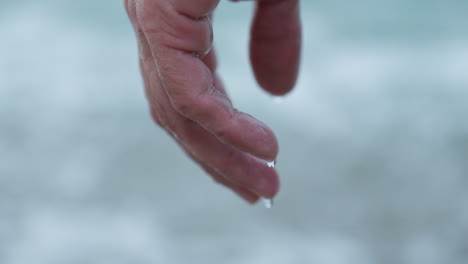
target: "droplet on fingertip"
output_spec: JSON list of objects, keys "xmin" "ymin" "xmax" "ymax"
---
[
  {"xmin": 267, "ymin": 160, "xmax": 276, "ymax": 168},
  {"xmin": 261, "ymin": 197, "xmax": 274, "ymax": 209}
]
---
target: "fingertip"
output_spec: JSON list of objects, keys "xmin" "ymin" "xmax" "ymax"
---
[
  {"xmin": 230, "ymin": 112, "xmax": 279, "ymax": 161},
  {"xmin": 249, "ymin": 160, "xmax": 281, "ymax": 199},
  {"xmin": 250, "ymin": 28, "xmax": 301, "ymax": 96},
  {"xmin": 253, "ymin": 66, "xmax": 299, "ymax": 96}
]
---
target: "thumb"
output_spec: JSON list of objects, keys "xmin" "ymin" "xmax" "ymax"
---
[{"xmin": 250, "ymin": 0, "xmax": 301, "ymax": 95}]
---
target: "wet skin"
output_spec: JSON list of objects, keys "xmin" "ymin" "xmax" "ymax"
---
[{"xmin": 125, "ymin": 0, "xmax": 301, "ymax": 203}]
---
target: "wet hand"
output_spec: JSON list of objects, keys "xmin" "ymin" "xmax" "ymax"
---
[{"xmin": 125, "ymin": 0, "xmax": 301, "ymax": 203}]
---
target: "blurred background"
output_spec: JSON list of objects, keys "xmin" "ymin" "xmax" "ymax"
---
[{"xmin": 1, "ymin": 1, "xmax": 467, "ymax": 263}]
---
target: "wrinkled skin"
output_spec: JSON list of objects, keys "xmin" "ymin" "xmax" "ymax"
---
[{"xmin": 125, "ymin": 0, "xmax": 301, "ymax": 203}]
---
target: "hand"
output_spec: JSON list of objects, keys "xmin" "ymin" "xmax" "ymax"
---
[{"xmin": 125, "ymin": 0, "xmax": 301, "ymax": 203}]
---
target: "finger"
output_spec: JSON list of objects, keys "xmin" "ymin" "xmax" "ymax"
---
[
  {"xmin": 143, "ymin": 67, "xmax": 280, "ymax": 198},
  {"xmin": 145, "ymin": 80, "xmax": 280, "ymax": 199},
  {"xmin": 147, "ymin": 77, "xmax": 277, "ymax": 199},
  {"xmin": 156, "ymin": 105, "xmax": 280, "ymax": 198},
  {"xmin": 148, "ymin": 101, "xmax": 260, "ymax": 204},
  {"xmin": 135, "ymin": 0, "xmax": 279, "ymax": 161},
  {"xmin": 250, "ymin": 0, "xmax": 302, "ymax": 95},
  {"xmin": 145, "ymin": 81, "xmax": 280, "ymax": 199}
]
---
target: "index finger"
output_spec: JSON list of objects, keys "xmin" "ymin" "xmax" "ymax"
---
[{"xmin": 134, "ymin": 0, "xmax": 279, "ymax": 161}]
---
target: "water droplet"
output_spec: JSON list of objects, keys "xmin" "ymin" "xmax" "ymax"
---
[
  {"xmin": 261, "ymin": 197, "xmax": 274, "ymax": 209},
  {"xmin": 272, "ymin": 96, "xmax": 285, "ymax": 104},
  {"xmin": 267, "ymin": 160, "xmax": 276, "ymax": 168}
]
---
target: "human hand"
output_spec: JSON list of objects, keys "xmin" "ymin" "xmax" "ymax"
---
[{"xmin": 125, "ymin": 0, "xmax": 301, "ymax": 203}]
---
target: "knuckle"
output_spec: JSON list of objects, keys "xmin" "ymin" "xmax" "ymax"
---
[
  {"xmin": 137, "ymin": 2, "xmax": 213, "ymax": 54},
  {"xmin": 164, "ymin": 16, "xmax": 213, "ymax": 54}
]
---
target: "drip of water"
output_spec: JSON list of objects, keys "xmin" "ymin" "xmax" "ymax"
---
[
  {"xmin": 261, "ymin": 197, "xmax": 273, "ymax": 209},
  {"xmin": 267, "ymin": 160, "xmax": 276, "ymax": 168}
]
